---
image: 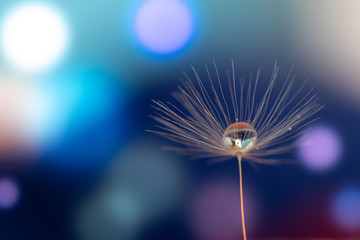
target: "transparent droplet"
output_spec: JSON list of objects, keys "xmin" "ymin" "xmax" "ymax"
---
[{"xmin": 223, "ymin": 122, "xmax": 257, "ymax": 155}]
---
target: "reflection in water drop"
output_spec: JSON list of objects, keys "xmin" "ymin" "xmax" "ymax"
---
[{"xmin": 223, "ymin": 122, "xmax": 257, "ymax": 155}]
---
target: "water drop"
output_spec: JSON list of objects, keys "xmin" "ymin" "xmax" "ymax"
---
[{"xmin": 223, "ymin": 122, "xmax": 257, "ymax": 155}]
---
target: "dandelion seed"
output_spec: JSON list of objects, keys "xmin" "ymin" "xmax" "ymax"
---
[{"xmin": 149, "ymin": 60, "xmax": 323, "ymax": 240}]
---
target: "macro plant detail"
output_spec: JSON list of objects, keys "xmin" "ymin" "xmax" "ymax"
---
[{"xmin": 149, "ymin": 60, "xmax": 323, "ymax": 240}]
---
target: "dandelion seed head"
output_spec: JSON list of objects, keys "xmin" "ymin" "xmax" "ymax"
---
[
  {"xmin": 149, "ymin": 61, "xmax": 323, "ymax": 165},
  {"xmin": 149, "ymin": 61, "xmax": 323, "ymax": 240}
]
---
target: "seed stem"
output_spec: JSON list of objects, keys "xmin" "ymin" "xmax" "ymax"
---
[{"xmin": 237, "ymin": 155, "xmax": 247, "ymax": 240}]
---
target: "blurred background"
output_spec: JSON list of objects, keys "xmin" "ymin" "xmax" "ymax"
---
[{"xmin": 0, "ymin": 0, "xmax": 359, "ymax": 239}]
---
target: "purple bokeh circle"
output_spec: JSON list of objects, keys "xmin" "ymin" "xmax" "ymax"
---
[
  {"xmin": 332, "ymin": 187, "xmax": 360, "ymax": 231},
  {"xmin": 134, "ymin": 0, "xmax": 194, "ymax": 54},
  {"xmin": 297, "ymin": 125, "xmax": 342, "ymax": 171},
  {"xmin": 188, "ymin": 180, "xmax": 259, "ymax": 240},
  {"xmin": 0, "ymin": 178, "xmax": 19, "ymax": 208}
]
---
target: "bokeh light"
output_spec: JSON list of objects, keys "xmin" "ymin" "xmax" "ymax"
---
[
  {"xmin": 0, "ymin": 2, "xmax": 69, "ymax": 73},
  {"xmin": 105, "ymin": 139, "xmax": 188, "ymax": 219},
  {"xmin": 0, "ymin": 178, "xmax": 19, "ymax": 209},
  {"xmin": 134, "ymin": 0, "xmax": 194, "ymax": 54},
  {"xmin": 189, "ymin": 179, "xmax": 259, "ymax": 240},
  {"xmin": 39, "ymin": 66, "xmax": 126, "ymax": 170},
  {"xmin": 76, "ymin": 139, "xmax": 188, "ymax": 240},
  {"xmin": 297, "ymin": 125, "xmax": 342, "ymax": 172},
  {"xmin": 332, "ymin": 186, "xmax": 360, "ymax": 231},
  {"xmin": 43, "ymin": 68, "xmax": 121, "ymax": 139},
  {"xmin": 0, "ymin": 67, "xmax": 125, "ymax": 167},
  {"xmin": 0, "ymin": 72, "xmax": 51, "ymax": 157},
  {"xmin": 77, "ymin": 189, "xmax": 144, "ymax": 240},
  {"xmin": 288, "ymin": 0, "xmax": 360, "ymax": 108}
]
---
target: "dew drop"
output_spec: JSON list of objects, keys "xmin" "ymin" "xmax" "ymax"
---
[{"xmin": 223, "ymin": 122, "xmax": 257, "ymax": 155}]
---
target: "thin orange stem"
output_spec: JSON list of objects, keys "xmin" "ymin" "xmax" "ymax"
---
[{"xmin": 237, "ymin": 155, "xmax": 247, "ymax": 240}]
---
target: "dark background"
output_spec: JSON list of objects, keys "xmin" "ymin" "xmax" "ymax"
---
[{"xmin": 0, "ymin": 0, "xmax": 359, "ymax": 239}]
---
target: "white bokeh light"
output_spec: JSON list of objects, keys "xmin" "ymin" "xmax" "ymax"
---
[{"xmin": 0, "ymin": 3, "xmax": 70, "ymax": 73}]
